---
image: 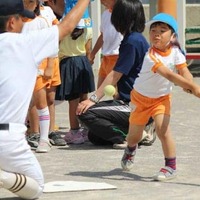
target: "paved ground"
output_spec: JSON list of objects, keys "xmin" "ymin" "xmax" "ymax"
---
[{"xmin": 1, "ymin": 69, "xmax": 200, "ymax": 200}]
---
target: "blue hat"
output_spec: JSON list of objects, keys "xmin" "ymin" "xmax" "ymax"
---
[
  {"xmin": 146, "ymin": 13, "xmax": 178, "ymax": 35},
  {"xmin": 0, "ymin": 0, "xmax": 35, "ymax": 19}
]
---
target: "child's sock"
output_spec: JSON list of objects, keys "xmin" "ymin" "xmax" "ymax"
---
[
  {"xmin": 165, "ymin": 157, "xmax": 176, "ymax": 170},
  {"xmin": 37, "ymin": 107, "xmax": 50, "ymax": 142},
  {"xmin": 127, "ymin": 145, "xmax": 137, "ymax": 152}
]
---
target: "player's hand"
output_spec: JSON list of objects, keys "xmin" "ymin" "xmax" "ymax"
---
[{"xmin": 76, "ymin": 99, "xmax": 95, "ymax": 115}]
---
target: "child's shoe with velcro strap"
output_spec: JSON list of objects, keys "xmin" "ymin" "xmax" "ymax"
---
[
  {"xmin": 153, "ymin": 166, "xmax": 177, "ymax": 181},
  {"xmin": 121, "ymin": 147, "xmax": 136, "ymax": 171}
]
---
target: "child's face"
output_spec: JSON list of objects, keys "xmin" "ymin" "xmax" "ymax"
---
[
  {"xmin": 149, "ymin": 22, "xmax": 174, "ymax": 51},
  {"xmin": 100, "ymin": 0, "xmax": 115, "ymax": 10},
  {"xmin": 23, "ymin": 0, "xmax": 38, "ymax": 12}
]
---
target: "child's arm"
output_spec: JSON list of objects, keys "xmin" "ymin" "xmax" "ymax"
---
[
  {"xmin": 156, "ymin": 65, "xmax": 200, "ymax": 97},
  {"xmin": 88, "ymin": 33, "xmax": 103, "ymax": 64},
  {"xmin": 178, "ymin": 67, "xmax": 193, "ymax": 82},
  {"xmin": 58, "ymin": 0, "xmax": 90, "ymax": 41},
  {"xmin": 44, "ymin": 58, "xmax": 54, "ymax": 79},
  {"xmin": 85, "ymin": 38, "xmax": 92, "ymax": 59},
  {"xmin": 178, "ymin": 67, "xmax": 194, "ymax": 93}
]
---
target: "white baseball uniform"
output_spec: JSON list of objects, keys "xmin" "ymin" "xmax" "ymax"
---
[{"xmin": 0, "ymin": 26, "xmax": 59, "ymax": 190}]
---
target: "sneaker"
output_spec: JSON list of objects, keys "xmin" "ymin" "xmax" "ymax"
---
[
  {"xmin": 80, "ymin": 127, "xmax": 89, "ymax": 142},
  {"xmin": 64, "ymin": 129, "xmax": 85, "ymax": 144},
  {"xmin": 49, "ymin": 131, "xmax": 67, "ymax": 146},
  {"xmin": 113, "ymin": 141, "xmax": 127, "ymax": 149},
  {"xmin": 138, "ymin": 122, "xmax": 156, "ymax": 146},
  {"xmin": 121, "ymin": 147, "xmax": 136, "ymax": 171},
  {"xmin": 26, "ymin": 133, "xmax": 40, "ymax": 149},
  {"xmin": 36, "ymin": 140, "xmax": 52, "ymax": 153},
  {"xmin": 153, "ymin": 166, "xmax": 177, "ymax": 181}
]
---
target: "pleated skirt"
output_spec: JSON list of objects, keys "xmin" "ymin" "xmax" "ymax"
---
[{"xmin": 55, "ymin": 56, "xmax": 95, "ymax": 101}]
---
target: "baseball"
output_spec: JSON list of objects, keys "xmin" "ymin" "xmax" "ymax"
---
[{"xmin": 103, "ymin": 85, "xmax": 116, "ymax": 96}]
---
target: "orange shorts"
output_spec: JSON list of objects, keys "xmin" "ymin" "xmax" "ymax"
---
[
  {"xmin": 129, "ymin": 90, "xmax": 171, "ymax": 125},
  {"xmin": 34, "ymin": 57, "xmax": 61, "ymax": 92},
  {"xmin": 98, "ymin": 55, "xmax": 119, "ymax": 78}
]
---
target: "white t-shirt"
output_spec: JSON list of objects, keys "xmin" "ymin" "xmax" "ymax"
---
[
  {"xmin": 0, "ymin": 26, "xmax": 59, "ymax": 124},
  {"xmin": 100, "ymin": 9, "xmax": 123, "ymax": 56},
  {"xmin": 22, "ymin": 16, "xmax": 49, "ymax": 32},
  {"xmin": 40, "ymin": 5, "xmax": 58, "ymax": 27},
  {"xmin": 134, "ymin": 46, "xmax": 187, "ymax": 98}
]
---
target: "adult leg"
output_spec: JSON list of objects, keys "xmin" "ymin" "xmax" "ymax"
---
[
  {"xmin": 78, "ymin": 100, "xmax": 130, "ymax": 145},
  {"xmin": 79, "ymin": 100, "xmax": 156, "ymax": 146},
  {"xmin": 87, "ymin": 131, "xmax": 112, "ymax": 146},
  {"xmin": 0, "ymin": 124, "xmax": 44, "ymax": 199}
]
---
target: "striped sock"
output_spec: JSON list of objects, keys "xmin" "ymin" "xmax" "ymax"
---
[
  {"xmin": 37, "ymin": 107, "xmax": 50, "ymax": 142},
  {"xmin": 128, "ymin": 145, "xmax": 137, "ymax": 152},
  {"xmin": 165, "ymin": 157, "xmax": 176, "ymax": 170}
]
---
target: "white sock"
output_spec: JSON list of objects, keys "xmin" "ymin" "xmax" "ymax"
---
[
  {"xmin": 37, "ymin": 107, "xmax": 50, "ymax": 142},
  {"xmin": 0, "ymin": 170, "xmax": 42, "ymax": 199}
]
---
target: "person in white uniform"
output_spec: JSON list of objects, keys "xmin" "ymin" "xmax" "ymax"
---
[{"xmin": 0, "ymin": 0, "xmax": 90, "ymax": 199}]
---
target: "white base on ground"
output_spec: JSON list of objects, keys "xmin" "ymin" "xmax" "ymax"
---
[{"xmin": 43, "ymin": 181, "xmax": 117, "ymax": 193}]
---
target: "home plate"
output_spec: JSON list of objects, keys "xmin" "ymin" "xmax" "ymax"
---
[{"xmin": 43, "ymin": 181, "xmax": 117, "ymax": 193}]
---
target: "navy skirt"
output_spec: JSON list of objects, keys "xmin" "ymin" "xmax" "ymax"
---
[{"xmin": 55, "ymin": 56, "xmax": 95, "ymax": 101}]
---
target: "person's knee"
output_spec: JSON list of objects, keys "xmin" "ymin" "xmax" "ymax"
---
[
  {"xmin": 77, "ymin": 110, "xmax": 92, "ymax": 123},
  {"xmin": 47, "ymin": 98, "xmax": 55, "ymax": 106}
]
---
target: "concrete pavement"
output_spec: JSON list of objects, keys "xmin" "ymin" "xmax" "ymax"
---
[{"xmin": 1, "ymin": 75, "xmax": 200, "ymax": 200}]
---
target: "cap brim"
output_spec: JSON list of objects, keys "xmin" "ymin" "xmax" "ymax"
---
[
  {"xmin": 145, "ymin": 19, "xmax": 178, "ymax": 36},
  {"xmin": 20, "ymin": 9, "xmax": 35, "ymax": 19},
  {"xmin": 145, "ymin": 20, "xmax": 161, "ymax": 29}
]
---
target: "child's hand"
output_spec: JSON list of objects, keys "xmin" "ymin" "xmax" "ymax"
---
[
  {"xmin": 87, "ymin": 53, "xmax": 95, "ymax": 65},
  {"xmin": 44, "ymin": 68, "xmax": 53, "ymax": 79}
]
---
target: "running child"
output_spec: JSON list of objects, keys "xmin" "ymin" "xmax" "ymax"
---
[{"xmin": 121, "ymin": 13, "xmax": 200, "ymax": 181}]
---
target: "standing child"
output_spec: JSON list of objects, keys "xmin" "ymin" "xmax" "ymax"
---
[
  {"xmin": 121, "ymin": 13, "xmax": 200, "ymax": 181},
  {"xmin": 22, "ymin": 0, "xmax": 54, "ymax": 153},
  {"xmin": 55, "ymin": 2, "xmax": 95, "ymax": 144},
  {"xmin": 40, "ymin": 0, "xmax": 67, "ymax": 146},
  {"xmin": 89, "ymin": 0, "xmax": 123, "ymax": 88}
]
